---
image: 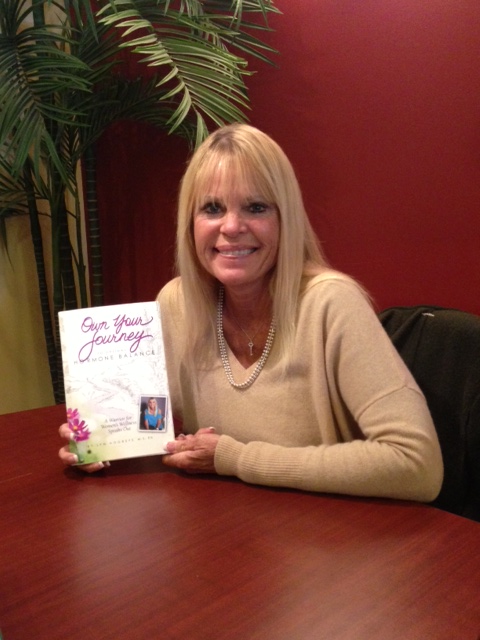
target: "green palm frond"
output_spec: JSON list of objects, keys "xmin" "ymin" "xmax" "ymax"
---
[
  {"xmin": 96, "ymin": 0, "xmax": 279, "ymax": 136},
  {"xmin": 0, "ymin": 0, "xmax": 92, "ymax": 183},
  {"xmin": 72, "ymin": 76, "xmax": 195, "ymax": 156},
  {"xmin": 63, "ymin": 0, "xmax": 100, "ymax": 39},
  {"xmin": 0, "ymin": 142, "xmax": 40, "ymax": 220}
]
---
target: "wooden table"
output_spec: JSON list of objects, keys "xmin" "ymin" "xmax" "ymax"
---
[{"xmin": 1, "ymin": 405, "xmax": 479, "ymax": 640}]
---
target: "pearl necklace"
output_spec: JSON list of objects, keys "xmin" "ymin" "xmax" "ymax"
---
[{"xmin": 217, "ymin": 286, "xmax": 276, "ymax": 389}]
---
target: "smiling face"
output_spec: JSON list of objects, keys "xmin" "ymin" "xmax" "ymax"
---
[{"xmin": 193, "ymin": 166, "xmax": 280, "ymax": 298}]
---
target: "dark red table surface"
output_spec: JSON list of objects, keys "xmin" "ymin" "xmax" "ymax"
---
[{"xmin": 1, "ymin": 404, "xmax": 479, "ymax": 640}]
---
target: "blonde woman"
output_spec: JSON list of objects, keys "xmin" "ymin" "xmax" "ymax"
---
[
  {"xmin": 60, "ymin": 124, "xmax": 443, "ymax": 503},
  {"xmin": 143, "ymin": 398, "xmax": 164, "ymax": 430}
]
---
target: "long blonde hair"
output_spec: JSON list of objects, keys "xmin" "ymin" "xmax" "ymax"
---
[{"xmin": 176, "ymin": 123, "xmax": 330, "ymax": 367}]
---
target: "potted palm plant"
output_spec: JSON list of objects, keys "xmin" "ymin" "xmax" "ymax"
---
[{"xmin": 0, "ymin": 0, "xmax": 279, "ymax": 402}]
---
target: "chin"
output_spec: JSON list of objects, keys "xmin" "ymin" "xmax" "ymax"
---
[{"xmin": 218, "ymin": 274, "xmax": 267, "ymax": 291}]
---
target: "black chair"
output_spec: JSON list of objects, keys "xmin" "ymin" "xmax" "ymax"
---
[{"xmin": 379, "ymin": 305, "xmax": 480, "ymax": 522}]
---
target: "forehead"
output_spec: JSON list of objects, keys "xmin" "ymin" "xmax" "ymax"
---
[{"xmin": 194, "ymin": 154, "xmax": 273, "ymax": 202}]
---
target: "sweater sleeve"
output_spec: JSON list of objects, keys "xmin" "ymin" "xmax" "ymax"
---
[
  {"xmin": 214, "ymin": 279, "xmax": 444, "ymax": 502},
  {"xmin": 215, "ymin": 389, "xmax": 442, "ymax": 501}
]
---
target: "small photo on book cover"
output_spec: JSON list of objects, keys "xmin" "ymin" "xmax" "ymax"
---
[
  {"xmin": 59, "ymin": 301, "xmax": 174, "ymax": 464},
  {"xmin": 139, "ymin": 395, "xmax": 169, "ymax": 432}
]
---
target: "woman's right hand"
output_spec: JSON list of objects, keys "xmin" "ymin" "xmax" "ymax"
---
[{"xmin": 58, "ymin": 423, "xmax": 110, "ymax": 473}]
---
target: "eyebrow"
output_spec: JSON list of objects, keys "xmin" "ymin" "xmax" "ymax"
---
[{"xmin": 199, "ymin": 194, "xmax": 269, "ymax": 203}]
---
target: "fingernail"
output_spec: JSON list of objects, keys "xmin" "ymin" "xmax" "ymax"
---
[
  {"xmin": 104, "ymin": 461, "xmax": 111, "ymax": 467},
  {"xmin": 166, "ymin": 442, "xmax": 175, "ymax": 453},
  {"xmin": 177, "ymin": 434, "xmax": 186, "ymax": 440},
  {"xmin": 208, "ymin": 427, "xmax": 216, "ymax": 432},
  {"xmin": 69, "ymin": 454, "xmax": 78, "ymax": 464}
]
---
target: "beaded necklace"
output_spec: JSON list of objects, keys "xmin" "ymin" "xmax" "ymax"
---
[{"xmin": 216, "ymin": 286, "xmax": 276, "ymax": 389}]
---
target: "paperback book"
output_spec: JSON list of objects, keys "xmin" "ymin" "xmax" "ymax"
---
[{"xmin": 59, "ymin": 301, "xmax": 174, "ymax": 464}]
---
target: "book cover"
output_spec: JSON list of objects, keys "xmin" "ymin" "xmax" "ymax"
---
[{"xmin": 59, "ymin": 301, "xmax": 174, "ymax": 464}]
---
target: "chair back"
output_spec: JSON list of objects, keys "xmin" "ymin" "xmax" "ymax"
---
[{"xmin": 379, "ymin": 305, "xmax": 480, "ymax": 521}]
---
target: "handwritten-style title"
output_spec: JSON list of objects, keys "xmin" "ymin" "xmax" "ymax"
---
[{"xmin": 78, "ymin": 313, "xmax": 154, "ymax": 362}]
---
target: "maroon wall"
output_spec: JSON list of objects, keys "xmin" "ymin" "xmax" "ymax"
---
[{"xmin": 97, "ymin": 0, "xmax": 480, "ymax": 314}]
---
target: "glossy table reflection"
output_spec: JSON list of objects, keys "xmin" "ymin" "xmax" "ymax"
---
[{"xmin": 1, "ymin": 405, "xmax": 479, "ymax": 640}]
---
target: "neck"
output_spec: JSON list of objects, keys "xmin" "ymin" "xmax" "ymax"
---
[
  {"xmin": 218, "ymin": 285, "xmax": 274, "ymax": 365},
  {"xmin": 222, "ymin": 285, "xmax": 273, "ymax": 326}
]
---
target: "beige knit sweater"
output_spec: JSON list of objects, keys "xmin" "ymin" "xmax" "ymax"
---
[{"xmin": 158, "ymin": 273, "xmax": 443, "ymax": 502}]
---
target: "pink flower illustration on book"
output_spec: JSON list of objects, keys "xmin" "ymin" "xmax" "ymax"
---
[
  {"xmin": 67, "ymin": 408, "xmax": 91, "ymax": 442},
  {"xmin": 66, "ymin": 408, "xmax": 92, "ymax": 463}
]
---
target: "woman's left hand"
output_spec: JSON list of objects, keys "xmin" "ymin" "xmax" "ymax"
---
[{"xmin": 162, "ymin": 427, "xmax": 219, "ymax": 474}]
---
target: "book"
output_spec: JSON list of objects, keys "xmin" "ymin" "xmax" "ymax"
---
[{"xmin": 59, "ymin": 301, "xmax": 174, "ymax": 464}]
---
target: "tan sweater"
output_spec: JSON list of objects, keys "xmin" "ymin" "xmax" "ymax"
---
[{"xmin": 158, "ymin": 273, "xmax": 443, "ymax": 502}]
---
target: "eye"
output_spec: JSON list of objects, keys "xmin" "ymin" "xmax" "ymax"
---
[
  {"xmin": 200, "ymin": 200, "xmax": 223, "ymax": 215},
  {"xmin": 246, "ymin": 201, "xmax": 269, "ymax": 214}
]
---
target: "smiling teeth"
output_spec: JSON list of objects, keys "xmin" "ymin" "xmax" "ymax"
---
[{"xmin": 219, "ymin": 249, "xmax": 255, "ymax": 256}]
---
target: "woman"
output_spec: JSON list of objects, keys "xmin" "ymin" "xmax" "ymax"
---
[
  {"xmin": 143, "ymin": 397, "xmax": 164, "ymax": 430},
  {"xmin": 59, "ymin": 124, "xmax": 443, "ymax": 502}
]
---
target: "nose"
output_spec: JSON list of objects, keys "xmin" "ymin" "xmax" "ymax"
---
[{"xmin": 220, "ymin": 209, "xmax": 245, "ymax": 236}]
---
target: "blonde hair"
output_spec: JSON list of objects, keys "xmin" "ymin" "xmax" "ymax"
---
[{"xmin": 176, "ymin": 123, "xmax": 330, "ymax": 367}]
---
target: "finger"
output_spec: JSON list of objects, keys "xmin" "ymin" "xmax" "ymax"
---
[
  {"xmin": 59, "ymin": 444, "xmax": 77, "ymax": 465},
  {"xmin": 162, "ymin": 451, "xmax": 214, "ymax": 474},
  {"xmin": 162, "ymin": 452, "xmax": 193, "ymax": 470},
  {"xmin": 59, "ymin": 423, "xmax": 73, "ymax": 440},
  {"xmin": 166, "ymin": 439, "xmax": 188, "ymax": 454},
  {"xmin": 162, "ymin": 453, "xmax": 175, "ymax": 468},
  {"xmin": 80, "ymin": 461, "xmax": 110, "ymax": 473},
  {"xmin": 196, "ymin": 427, "xmax": 216, "ymax": 435},
  {"xmin": 59, "ymin": 445, "xmax": 110, "ymax": 473},
  {"xmin": 162, "ymin": 452, "xmax": 191, "ymax": 469}
]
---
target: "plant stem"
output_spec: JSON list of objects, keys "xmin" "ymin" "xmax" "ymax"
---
[
  {"xmin": 83, "ymin": 144, "xmax": 104, "ymax": 307},
  {"xmin": 23, "ymin": 164, "xmax": 62, "ymax": 402}
]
